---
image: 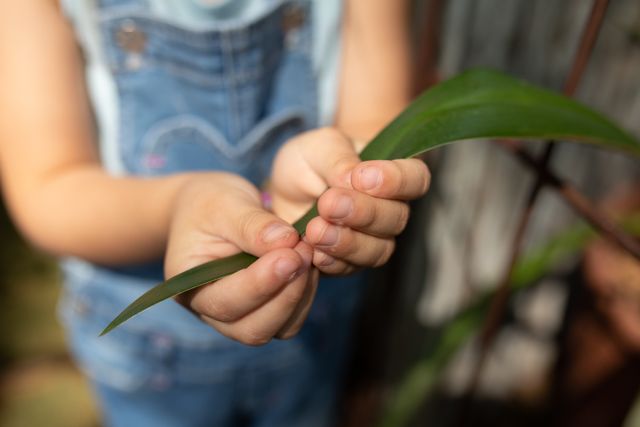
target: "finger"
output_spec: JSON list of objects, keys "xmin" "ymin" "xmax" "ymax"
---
[
  {"xmin": 317, "ymin": 187, "xmax": 410, "ymax": 237},
  {"xmin": 275, "ymin": 268, "xmax": 319, "ymax": 339},
  {"xmin": 217, "ymin": 196, "xmax": 300, "ymax": 257},
  {"xmin": 181, "ymin": 243, "xmax": 312, "ymax": 323},
  {"xmin": 305, "ymin": 217, "xmax": 396, "ymax": 268},
  {"xmin": 351, "ymin": 159, "xmax": 430, "ymax": 200},
  {"xmin": 203, "ymin": 259, "xmax": 313, "ymax": 346},
  {"xmin": 312, "ymin": 250, "xmax": 359, "ymax": 276},
  {"xmin": 293, "ymin": 128, "xmax": 360, "ymax": 189}
]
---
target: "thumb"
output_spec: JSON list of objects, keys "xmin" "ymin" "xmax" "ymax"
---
[
  {"xmin": 301, "ymin": 128, "xmax": 360, "ymax": 189},
  {"xmin": 219, "ymin": 196, "xmax": 300, "ymax": 257},
  {"xmin": 272, "ymin": 128, "xmax": 361, "ymax": 202}
]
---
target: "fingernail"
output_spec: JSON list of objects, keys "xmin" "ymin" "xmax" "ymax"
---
[
  {"xmin": 314, "ymin": 251, "xmax": 335, "ymax": 267},
  {"xmin": 263, "ymin": 223, "xmax": 293, "ymax": 244},
  {"xmin": 359, "ymin": 167, "xmax": 382, "ymax": 191},
  {"xmin": 275, "ymin": 257, "xmax": 299, "ymax": 281},
  {"xmin": 317, "ymin": 225, "xmax": 339, "ymax": 247},
  {"xmin": 330, "ymin": 196, "xmax": 353, "ymax": 220}
]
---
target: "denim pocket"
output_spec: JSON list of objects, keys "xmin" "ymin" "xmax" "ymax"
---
[{"xmin": 137, "ymin": 108, "xmax": 305, "ymax": 183}]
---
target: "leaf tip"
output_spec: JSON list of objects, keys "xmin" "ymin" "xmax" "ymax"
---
[{"xmin": 99, "ymin": 321, "xmax": 118, "ymax": 337}]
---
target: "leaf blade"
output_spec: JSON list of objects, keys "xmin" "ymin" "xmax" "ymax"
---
[
  {"xmin": 360, "ymin": 69, "xmax": 640, "ymax": 161},
  {"xmin": 99, "ymin": 252, "xmax": 257, "ymax": 335},
  {"xmin": 102, "ymin": 68, "xmax": 640, "ymax": 335}
]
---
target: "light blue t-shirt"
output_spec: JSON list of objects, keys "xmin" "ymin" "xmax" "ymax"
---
[
  {"xmin": 153, "ymin": 0, "xmax": 265, "ymax": 22},
  {"xmin": 62, "ymin": 0, "xmax": 343, "ymax": 174}
]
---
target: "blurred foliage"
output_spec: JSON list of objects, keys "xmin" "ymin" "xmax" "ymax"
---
[
  {"xmin": 0, "ymin": 362, "xmax": 99, "ymax": 427},
  {"xmin": 379, "ymin": 213, "xmax": 640, "ymax": 427}
]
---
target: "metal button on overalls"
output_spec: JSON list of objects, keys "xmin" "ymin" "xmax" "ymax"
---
[
  {"xmin": 116, "ymin": 20, "xmax": 146, "ymax": 70},
  {"xmin": 116, "ymin": 20, "xmax": 147, "ymax": 53},
  {"xmin": 282, "ymin": 4, "xmax": 305, "ymax": 32},
  {"xmin": 283, "ymin": 4, "xmax": 305, "ymax": 48}
]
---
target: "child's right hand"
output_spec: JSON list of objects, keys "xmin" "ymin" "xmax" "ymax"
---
[
  {"xmin": 269, "ymin": 128, "xmax": 430, "ymax": 276},
  {"xmin": 164, "ymin": 173, "xmax": 318, "ymax": 346}
]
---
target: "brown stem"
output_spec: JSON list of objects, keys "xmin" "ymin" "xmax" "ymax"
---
[
  {"xmin": 563, "ymin": 0, "xmax": 611, "ymax": 97},
  {"xmin": 497, "ymin": 139, "xmax": 640, "ymax": 260}
]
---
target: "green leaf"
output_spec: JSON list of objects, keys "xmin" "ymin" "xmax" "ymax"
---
[
  {"xmin": 100, "ymin": 252, "xmax": 256, "ymax": 335},
  {"xmin": 101, "ymin": 68, "xmax": 640, "ymax": 336},
  {"xmin": 360, "ymin": 68, "xmax": 640, "ymax": 161}
]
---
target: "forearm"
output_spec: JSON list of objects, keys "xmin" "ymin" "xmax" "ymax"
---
[
  {"xmin": 2, "ymin": 163, "xmax": 200, "ymax": 265},
  {"xmin": 335, "ymin": 0, "xmax": 413, "ymax": 142},
  {"xmin": 0, "ymin": 0, "xmax": 197, "ymax": 265}
]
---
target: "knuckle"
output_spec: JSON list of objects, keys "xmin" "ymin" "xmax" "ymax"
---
[{"xmin": 239, "ymin": 210, "xmax": 265, "ymax": 243}]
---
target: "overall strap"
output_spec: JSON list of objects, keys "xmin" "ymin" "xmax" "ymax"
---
[
  {"xmin": 95, "ymin": 0, "xmax": 148, "ymax": 10},
  {"xmin": 60, "ymin": 0, "xmax": 104, "ymax": 65}
]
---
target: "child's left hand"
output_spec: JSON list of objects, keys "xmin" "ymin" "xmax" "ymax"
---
[{"xmin": 270, "ymin": 127, "xmax": 430, "ymax": 275}]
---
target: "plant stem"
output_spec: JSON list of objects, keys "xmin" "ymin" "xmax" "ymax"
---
[{"xmin": 497, "ymin": 139, "xmax": 640, "ymax": 260}]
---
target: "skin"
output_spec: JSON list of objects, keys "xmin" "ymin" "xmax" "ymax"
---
[{"xmin": 0, "ymin": 0, "xmax": 428, "ymax": 345}]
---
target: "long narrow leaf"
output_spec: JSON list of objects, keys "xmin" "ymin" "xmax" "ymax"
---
[
  {"xmin": 100, "ymin": 253, "xmax": 256, "ymax": 335},
  {"xmin": 101, "ymin": 69, "xmax": 640, "ymax": 335}
]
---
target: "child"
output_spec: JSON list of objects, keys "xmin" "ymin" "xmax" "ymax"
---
[{"xmin": 0, "ymin": 0, "xmax": 428, "ymax": 426}]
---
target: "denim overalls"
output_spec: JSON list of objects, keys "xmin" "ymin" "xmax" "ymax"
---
[{"xmin": 58, "ymin": 1, "xmax": 364, "ymax": 426}]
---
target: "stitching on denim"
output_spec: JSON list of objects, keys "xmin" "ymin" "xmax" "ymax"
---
[
  {"xmin": 139, "ymin": 110, "xmax": 304, "ymax": 165},
  {"xmin": 237, "ymin": 107, "xmax": 304, "ymax": 152},
  {"xmin": 141, "ymin": 115, "xmax": 232, "ymax": 161},
  {"xmin": 111, "ymin": 48, "xmax": 283, "ymax": 87},
  {"xmin": 144, "ymin": 60, "xmax": 227, "ymax": 86}
]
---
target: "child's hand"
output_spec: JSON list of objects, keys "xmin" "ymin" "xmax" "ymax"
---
[
  {"xmin": 270, "ymin": 128, "xmax": 430, "ymax": 275},
  {"xmin": 165, "ymin": 173, "xmax": 318, "ymax": 345}
]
